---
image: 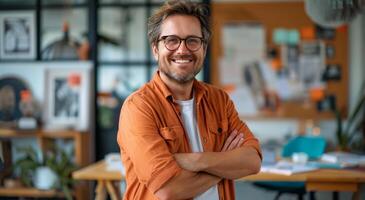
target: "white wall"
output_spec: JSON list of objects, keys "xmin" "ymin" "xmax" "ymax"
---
[{"xmin": 349, "ymin": 12, "xmax": 365, "ymax": 112}]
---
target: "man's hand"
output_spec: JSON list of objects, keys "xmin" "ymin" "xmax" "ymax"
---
[{"xmin": 221, "ymin": 130, "xmax": 244, "ymax": 152}]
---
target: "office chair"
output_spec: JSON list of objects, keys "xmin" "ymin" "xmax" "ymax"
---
[{"xmin": 254, "ymin": 135, "xmax": 326, "ymax": 200}]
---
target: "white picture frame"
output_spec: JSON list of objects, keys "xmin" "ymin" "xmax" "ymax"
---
[
  {"xmin": 44, "ymin": 67, "xmax": 91, "ymax": 131},
  {"xmin": 0, "ymin": 11, "xmax": 36, "ymax": 60}
]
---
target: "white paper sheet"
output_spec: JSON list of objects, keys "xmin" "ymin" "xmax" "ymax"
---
[{"xmin": 219, "ymin": 23, "xmax": 266, "ymax": 85}]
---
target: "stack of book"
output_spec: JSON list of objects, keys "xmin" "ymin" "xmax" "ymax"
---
[
  {"xmin": 261, "ymin": 160, "xmax": 318, "ymax": 175},
  {"xmin": 320, "ymin": 152, "xmax": 365, "ymax": 168},
  {"xmin": 260, "ymin": 152, "xmax": 365, "ymax": 175},
  {"xmin": 105, "ymin": 153, "xmax": 125, "ymax": 175}
]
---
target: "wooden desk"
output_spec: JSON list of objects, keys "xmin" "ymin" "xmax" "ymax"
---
[
  {"xmin": 73, "ymin": 160, "xmax": 365, "ymax": 200},
  {"xmin": 72, "ymin": 160, "xmax": 123, "ymax": 200},
  {"xmin": 241, "ymin": 169, "xmax": 365, "ymax": 200}
]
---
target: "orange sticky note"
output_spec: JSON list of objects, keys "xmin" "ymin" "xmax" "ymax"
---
[{"xmin": 301, "ymin": 26, "xmax": 315, "ymax": 40}]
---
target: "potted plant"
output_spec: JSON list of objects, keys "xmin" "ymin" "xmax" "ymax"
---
[
  {"xmin": 14, "ymin": 146, "xmax": 77, "ymax": 200},
  {"xmin": 334, "ymin": 81, "xmax": 365, "ymax": 152}
]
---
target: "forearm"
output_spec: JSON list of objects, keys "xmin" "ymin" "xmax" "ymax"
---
[
  {"xmin": 201, "ymin": 146, "xmax": 261, "ymax": 179},
  {"xmin": 155, "ymin": 169, "xmax": 220, "ymax": 200},
  {"xmin": 186, "ymin": 146, "xmax": 261, "ymax": 179}
]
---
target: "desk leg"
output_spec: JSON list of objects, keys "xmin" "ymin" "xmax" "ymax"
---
[
  {"xmin": 332, "ymin": 191, "xmax": 338, "ymax": 200},
  {"xmin": 352, "ymin": 191, "xmax": 360, "ymax": 200},
  {"xmin": 106, "ymin": 181, "xmax": 121, "ymax": 200},
  {"xmin": 95, "ymin": 180, "xmax": 107, "ymax": 200}
]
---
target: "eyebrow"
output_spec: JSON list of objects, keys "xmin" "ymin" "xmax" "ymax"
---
[{"xmin": 161, "ymin": 35, "xmax": 203, "ymax": 38}]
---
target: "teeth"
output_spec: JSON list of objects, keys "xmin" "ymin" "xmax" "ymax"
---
[{"xmin": 174, "ymin": 59, "xmax": 191, "ymax": 63}]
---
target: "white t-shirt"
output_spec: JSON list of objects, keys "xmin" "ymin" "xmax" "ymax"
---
[{"xmin": 176, "ymin": 97, "xmax": 219, "ymax": 200}]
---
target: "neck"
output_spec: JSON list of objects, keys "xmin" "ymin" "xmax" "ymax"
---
[{"xmin": 160, "ymin": 72, "xmax": 194, "ymax": 100}]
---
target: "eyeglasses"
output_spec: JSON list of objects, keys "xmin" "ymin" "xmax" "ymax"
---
[{"xmin": 158, "ymin": 35, "xmax": 204, "ymax": 52}]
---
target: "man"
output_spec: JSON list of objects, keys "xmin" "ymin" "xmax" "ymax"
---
[{"xmin": 117, "ymin": 1, "xmax": 262, "ymax": 199}]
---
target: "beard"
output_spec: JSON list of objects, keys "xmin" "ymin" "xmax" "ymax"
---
[
  {"xmin": 160, "ymin": 66, "xmax": 199, "ymax": 84},
  {"xmin": 158, "ymin": 54, "xmax": 202, "ymax": 84}
]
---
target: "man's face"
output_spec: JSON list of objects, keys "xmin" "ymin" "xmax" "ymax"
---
[{"xmin": 152, "ymin": 14, "xmax": 206, "ymax": 84}]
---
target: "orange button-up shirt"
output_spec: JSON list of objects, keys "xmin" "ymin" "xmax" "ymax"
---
[{"xmin": 117, "ymin": 71, "xmax": 261, "ymax": 200}]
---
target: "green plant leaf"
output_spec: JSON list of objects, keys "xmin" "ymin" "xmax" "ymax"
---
[
  {"xmin": 344, "ymin": 92, "xmax": 365, "ymax": 134},
  {"xmin": 334, "ymin": 80, "xmax": 365, "ymax": 151},
  {"xmin": 347, "ymin": 118, "xmax": 364, "ymax": 143}
]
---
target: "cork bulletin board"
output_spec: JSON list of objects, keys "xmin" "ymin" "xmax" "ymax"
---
[{"xmin": 211, "ymin": 2, "xmax": 348, "ymax": 120}]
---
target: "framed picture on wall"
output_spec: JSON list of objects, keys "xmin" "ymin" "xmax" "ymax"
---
[
  {"xmin": 0, "ymin": 11, "xmax": 36, "ymax": 60},
  {"xmin": 44, "ymin": 66, "xmax": 91, "ymax": 131}
]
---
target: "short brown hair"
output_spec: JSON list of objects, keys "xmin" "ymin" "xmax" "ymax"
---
[{"xmin": 147, "ymin": 0, "xmax": 211, "ymax": 46}]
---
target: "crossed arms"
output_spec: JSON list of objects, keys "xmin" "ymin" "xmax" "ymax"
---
[
  {"xmin": 155, "ymin": 130, "xmax": 262, "ymax": 200},
  {"xmin": 119, "ymin": 96, "xmax": 262, "ymax": 200}
]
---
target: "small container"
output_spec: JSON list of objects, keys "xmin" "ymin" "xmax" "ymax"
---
[
  {"xmin": 33, "ymin": 166, "xmax": 58, "ymax": 190},
  {"xmin": 292, "ymin": 152, "xmax": 308, "ymax": 164}
]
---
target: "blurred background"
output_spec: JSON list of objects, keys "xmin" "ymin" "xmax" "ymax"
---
[{"xmin": 0, "ymin": 0, "xmax": 364, "ymax": 199}]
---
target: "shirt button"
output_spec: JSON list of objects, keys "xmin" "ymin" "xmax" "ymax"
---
[
  {"xmin": 217, "ymin": 128, "xmax": 222, "ymax": 133},
  {"xmin": 203, "ymin": 137, "xmax": 207, "ymax": 144}
]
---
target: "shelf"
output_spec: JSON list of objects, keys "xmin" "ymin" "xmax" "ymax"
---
[
  {"xmin": 0, "ymin": 5, "xmax": 35, "ymax": 10},
  {"xmin": 0, "ymin": 128, "xmax": 91, "ymax": 167},
  {"xmin": 98, "ymin": 2, "xmax": 163, "ymax": 7},
  {"xmin": 0, "ymin": 128, "xmax": 91, "ymax": 199},
  {"xmin": 98, "ymin": 60, "xmax": 156, "ymax": 66},
  {"xmin": 0, "ymin": 128, "xmax": 86, "ymax": 139},
  {"xmin": 0, "ymin": 59, "xmax": 93, "ymax": 63},
  {"xmin": 239, "ymin": 101, "xmax": 335, "ymax": 121},
  {"xmin": 41, "ymin": 3, "xmax": 88, "ymax": 9},
  {"xmin": 0, "ymin": 3, "xmax": 88, "ymax": 10},
  {"xmin": 0, "ymin": 187, "xmax": 64, "ymax": 198}
]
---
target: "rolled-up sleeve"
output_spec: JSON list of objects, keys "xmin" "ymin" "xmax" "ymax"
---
[{"xmin": 117, "ymin": 95, "xmax": 182, "ymax": 193}]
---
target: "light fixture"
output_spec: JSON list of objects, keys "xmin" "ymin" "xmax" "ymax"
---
[{"xmin": 305, "ymin": 0, "xmax": 364, "ymax": 28}]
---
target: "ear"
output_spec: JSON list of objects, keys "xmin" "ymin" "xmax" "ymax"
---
[{"xmin": 152, "ymin": 44, "xmax": 159, "ymax": 61}]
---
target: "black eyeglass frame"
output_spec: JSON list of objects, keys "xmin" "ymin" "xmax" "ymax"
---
[{"xmin": 157, "ymin": 35, "xmax": 205, "ymax": 52}]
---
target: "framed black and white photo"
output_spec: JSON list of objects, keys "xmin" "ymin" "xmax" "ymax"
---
[
  {"xmin": 44, "ymin": 66, "xmax": 91, "ymax": 131},
  {"xmin": 0, "ymin": 11, "xmax": 36, "ymax": 60}
]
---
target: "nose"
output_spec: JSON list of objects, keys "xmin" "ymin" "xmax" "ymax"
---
[{"xmin": 176, "ymin": 40, "xmax": 190, "ymax": 53}]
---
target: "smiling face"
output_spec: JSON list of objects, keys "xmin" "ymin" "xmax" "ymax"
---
[{"xmin": 152, "ymin": 14, "xmax": 206, "ymax": 84}]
